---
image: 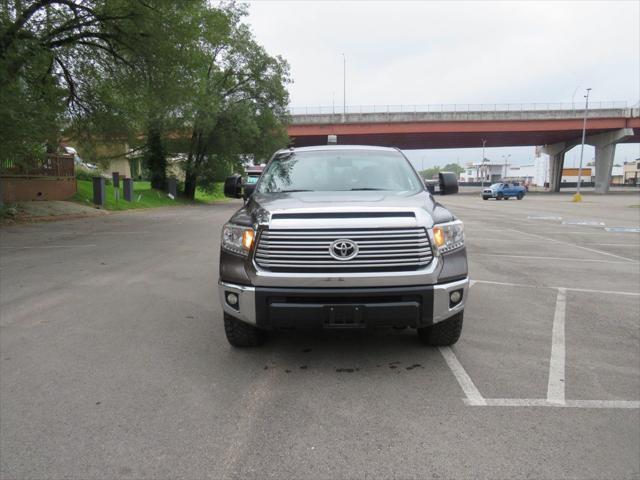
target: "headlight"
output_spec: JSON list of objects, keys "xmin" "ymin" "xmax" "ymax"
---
[
  {"xmin": 432, "ymin": 220, "xmax": 464, "ymax": 254},
  {"xmin": 222, "ymin": 223, "xmax": 255, "ymax": 256}
]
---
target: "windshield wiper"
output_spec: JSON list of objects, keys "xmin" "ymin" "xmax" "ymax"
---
[
  {"xmin": 350, "ymin": 188, "xmax": 389, "ymax": 191},
  {"xmin": 277, "ymin": 189, "xmax": 314, "ymax": 193}
]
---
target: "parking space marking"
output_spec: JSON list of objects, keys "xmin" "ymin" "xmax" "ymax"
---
[
  {"xmin": 473, "ymin": 279, "xmax": 640, "ymax": 296},
  {"xmin": 588, "ymin": 243, "xmax": 640, "ymax": 247},
  {"xmin": 507, "ymin": 228, "xmax": 639, "ymax": 263},
  {"xmin": 476, "ymin": 399, "xmax": 640, "ymax": 408},
  {"xmin": 439, "ymin": 347, "xmax": 487, "ymax": 406},
  {"xmin": 473, "ymin": 253, "xmax": 633, "ymax": 264},
  {"xmin": 0, "ymin": 244, "xmax": 97, "ymax": 249},
  {"xmin": 547, "ymin": 288, "xmax": 566, "ymax": 405}
]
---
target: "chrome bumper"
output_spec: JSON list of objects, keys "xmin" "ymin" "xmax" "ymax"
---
[{"xmin": 218, "ymin": 277, "xmax": 469, "ymax": 327}]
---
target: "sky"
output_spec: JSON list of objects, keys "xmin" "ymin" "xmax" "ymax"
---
[{"xmin": 246, "ymin": 0, "xmax": 640, "ymax": 169}]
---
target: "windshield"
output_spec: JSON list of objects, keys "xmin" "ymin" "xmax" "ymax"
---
[
  {"xmin": 490, "ymin": 183, "xmax": 502, "ymax": 189},
  {"xmin": 257, "ymin": 150, "xmax": 423, "ymax": 193}
]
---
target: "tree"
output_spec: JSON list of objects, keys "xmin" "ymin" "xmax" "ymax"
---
[
  {"xmin": 1, "ymin": 0, "xmax": 291, "ymax": 198},
  {"xmin": 420, "ymin": 166, "xmax": 441, "ymax": 179},
  {"xmin": 181, "ymin": 4, "xmax": 290, "ymax": 199},
  {"xmin": 443, "ymin": 163, "xmax": 464, "ymax": 175},
  {"xmin": 0, "ymin": 0, "xmax": 163, "ymax": 169}
]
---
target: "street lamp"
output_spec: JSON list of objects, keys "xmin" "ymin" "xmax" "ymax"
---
[
  {"xmin": 502, "ymin": 154, "xmax": 511, "ymax": 179},
  {"xmin": 342, "ymin": 53, "xmax": 346, "ymax": 115},
  {"xmin": 480, "ymin": 139, "xmax": 487, "ymax": 192},
  {"xmin": 573, "ymin": 88, "xmax": 592, "ymax": 203}
]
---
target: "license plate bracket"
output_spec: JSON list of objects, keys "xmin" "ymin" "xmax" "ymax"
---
[{"xmin": 324, "ymin": 305, "xmax": 365, "ymax": 328}]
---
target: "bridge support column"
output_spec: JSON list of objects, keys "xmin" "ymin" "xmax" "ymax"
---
[
  {"xmin": 593, "ymin": 143, "xmax": 616, "ymax": 194},
  {"xmin": 586, "ymin": 128, "xmax": 633, "ymax": 194},
  {"xmin": 549, "ymin": 152, "xmax": 566, "ymax": 192},
  {"xmin": 542, "ymin": 142, "xmax": 570, "ymax": 192}
]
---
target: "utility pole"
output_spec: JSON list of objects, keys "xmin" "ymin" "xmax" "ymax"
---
[
  {"xmin": 574, "ymin": 88, "xmax": 591, "ymax": 202},
  {"xmin": 481, "ymin": 139, "xmax": 487, "ymax": 191},
  {"xmin": 342, "ymin": 53, "xmax": 346, "ymax": 115}
]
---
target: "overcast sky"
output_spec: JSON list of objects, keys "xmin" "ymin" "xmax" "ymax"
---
[{"xmin": 246, "ymin": 0, "xmax": 639, "ymax": 168}]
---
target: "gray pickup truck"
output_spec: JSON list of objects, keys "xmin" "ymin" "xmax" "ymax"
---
[{"xmin": 219, "ymin": 145, "xmax": 469, "ymax": 347}]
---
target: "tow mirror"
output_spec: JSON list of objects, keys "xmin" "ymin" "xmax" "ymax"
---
[
  {"xmin": 439, "ymin": 172, "xmax": 459, "ymax": 195},
  {"xmin": 224, "ymin": 174, "xmax": 243, "ymax": 198},
  {"xmin": 243, "ymin": 183, "xmax": 256, "ymax": 200}
]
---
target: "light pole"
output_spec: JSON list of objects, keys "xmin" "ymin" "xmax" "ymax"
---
[
  {"xmin": 480, "ymin": 139, "xmax": 487, "ymax": 191},
  {"xmin": 342, "ymin": 53, "xmax": 346, "ymax": 115},
  {"xmin": 574, "ymin": 88, "xmax": 591, "ymax": 202},
  {"xmin": 502, "ymin": 154, "xmax": 511, "ymax": 179}
]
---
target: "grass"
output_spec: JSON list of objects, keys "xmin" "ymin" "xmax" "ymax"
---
[{"xmin": 72, "ymin": 180, "xmax": 226, "ymax": 211}]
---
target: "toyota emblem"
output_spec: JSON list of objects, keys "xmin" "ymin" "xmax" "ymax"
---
[{"xmin": 329, "ymin": 239, "xmax": 359, "ymax": 261}]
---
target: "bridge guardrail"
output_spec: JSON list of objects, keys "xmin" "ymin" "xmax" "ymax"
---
[{"xmin": 288, "ymin": 101, "xmax": 630, "ymax": 116}]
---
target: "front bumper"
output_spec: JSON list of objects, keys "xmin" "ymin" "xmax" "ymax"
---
[{"xmin": 219, "ymin": 277, "xmax": 469, "ymax": 329}]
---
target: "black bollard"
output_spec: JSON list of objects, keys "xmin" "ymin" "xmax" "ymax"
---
[
  {"xmin": 167, "ymin": 178, "xmax": 177, "ymax": 199},
  {"xmin": 123, "ymin": 178, "xmax": 134, "ymax": 201},
  {"xmin": 92, "ymin": 176, "xmax": 105, "ymax": 207}
]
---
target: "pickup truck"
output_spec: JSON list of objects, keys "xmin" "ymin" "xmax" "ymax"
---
[
  {"xmin": 219, "ymin": 145, "xmax": 469, "ymax": 347},
  {"xmin": 482, "ymin": 182, "xmax": 526, "ymax": 200}
]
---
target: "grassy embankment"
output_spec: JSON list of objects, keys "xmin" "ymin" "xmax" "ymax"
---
[{"xmin": 73, "ymin": 180, "xmax": 226, "ymax": 211}]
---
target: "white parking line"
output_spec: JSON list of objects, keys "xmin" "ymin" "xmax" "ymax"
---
[
  {"xmin": 472, "ymin": 279, "xmax": 640, "ymax": 296},
  {"xmin": 507, "ymin": 228, "xmax": 638, "ymax": 263},
  {"xmin": 439, "ymin": 347, "xmax": 486, "ymax": 406},
  {"xmin": 588, "ymin": 243, "xmax": 640, "ymax": 247},
  {"xmin": 476, "ymin": 399, "xmax": 640, "ymax": 408},
  {"xmin": 547, "ymin": 289, "xmax": 566, "ymax": 405},
  {"xmin": 473, "ymin": 253, "xmax": 633, "ymax": 264},
  {"xmin": 0, "ymin": 244, "xmax": 97, "ymax": 249}
]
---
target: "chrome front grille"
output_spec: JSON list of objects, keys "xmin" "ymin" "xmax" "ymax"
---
[{"xmin": 255, "ymin": 228, "xmax": 433, "ymax": 272}]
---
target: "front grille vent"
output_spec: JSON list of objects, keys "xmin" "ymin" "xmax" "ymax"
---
[{"xmin": 255, "ymin": 227, "xmax": 433, "ymax": 273}]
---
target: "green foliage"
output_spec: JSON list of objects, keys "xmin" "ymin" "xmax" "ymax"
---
[
  {"xmin": 442, "ymin": 163, "xmax": 465, "ymax": 175},
  {"xmin": 144, "ymin": 121, "xmax": 166, "ymax": 190},
  {"xmin": 72, "ymin": 179, "xmax": 225, "ymax": 211},
  {"xmin": 1, "ymin": 1, "xmax": 291, "ymax": 188},
  {"xmin": 420, "ymin": 163, "xmax": 464, "ymax": 179},
  {"xmin": 420, "ymin": 166, "xmax": 441, "ymax": 179},
  {"xmin": 75, "ymin": 165, "xmax": 102, "ymax": 181}
]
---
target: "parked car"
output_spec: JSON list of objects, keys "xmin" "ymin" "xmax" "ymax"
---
[
  {"xmin": 219, "ymin": 145, "xmax": 468, "ymax": 347},
  {"xmin": 482, "ymin": 182, "xmax": 526, "ymax": 200}
]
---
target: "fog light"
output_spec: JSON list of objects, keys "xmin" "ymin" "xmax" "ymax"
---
[
  {"xmin": 450, "ymin": 290, "xmax": 462, "ymax": 305},
  {"xmin": 226, "ymin": 292, "xmax": 239, "ymax": 307}
]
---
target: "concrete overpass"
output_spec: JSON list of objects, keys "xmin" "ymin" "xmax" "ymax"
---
[{"xmin": 287, "ymin": 102, "xmax": 640, "ymax": 193}]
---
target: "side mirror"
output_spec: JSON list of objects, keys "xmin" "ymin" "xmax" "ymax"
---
[
  {"xmin": 243, "ymin": 183, "xmax": 256, "ymax": 200},
  {"xmin": 439, "ymin": 172, "xmax": 459, "ymax": 195},
  {"xmin": 224, "ymin": 174, "xmax": 243, "ymax": 198}
]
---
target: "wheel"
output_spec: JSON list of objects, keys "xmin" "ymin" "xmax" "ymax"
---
[
  {"xmin": 496, "ymin": 193, "xmax": 503, "ymax": 200},
  {"xmin": 504, "ymin": 196, "xmax": 509, "ymax": 200},
  {"xmin": 223, "ymin": 312, "xmax": 266, "ymax": 347},
  {"xmin": 482, "ymin": 196, "xmax": 489, "ymax": 200},
  {"xmin": 517, "ymin": 192, "xmax": 524, "ymax": 200},
  {"xmin": 417, "ymin": 311, "xmax": 464, "ymax": 346}
]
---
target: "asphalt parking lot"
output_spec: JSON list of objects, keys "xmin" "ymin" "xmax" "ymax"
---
[{"xmin": 1, "ymin": 192, "xmax": 639, "ymax": 479}]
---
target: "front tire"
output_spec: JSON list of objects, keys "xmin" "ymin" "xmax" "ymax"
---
[
  {"xmin": 496, "ymin": 193, "xmax": 504, "ymax": 200},
  {"xmin": 417, "ymin": 312, "xmax": 464, "ymax": 346},
  {"xmin": 482, "ymin": 196, "xmax": 489, "ymax": 200},
  {"xmin": 224, "ymin": 313, "xmax": 266, "ymax": 347}
]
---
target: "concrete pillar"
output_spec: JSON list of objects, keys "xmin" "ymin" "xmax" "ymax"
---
[
  {"xmin": 542, "ymin": 142, "xmax": 570, "ymax": 192},
  {"xmin": 549, "ymin": 152, "xmax": 565, "ymax": 192},
  {"xmin": 586, "ymin": 128, "xmax": 633, "ymax": 194},
  {"xmin": 593, "ymin": 143, "xmax": 616, "ymax": 194}
]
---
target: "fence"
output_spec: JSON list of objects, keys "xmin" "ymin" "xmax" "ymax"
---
[
  {"xmin": 1, "ymin": 154, "xmax": 75, "ymax": 178},
  {"xmin": 287, "ymin": 101, "xmax": 630, "ymax": 116}
]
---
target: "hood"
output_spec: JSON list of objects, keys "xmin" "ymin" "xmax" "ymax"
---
[{"xmin": 229, "ymin": 190, "xmax": 456, "ymax": 228}]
